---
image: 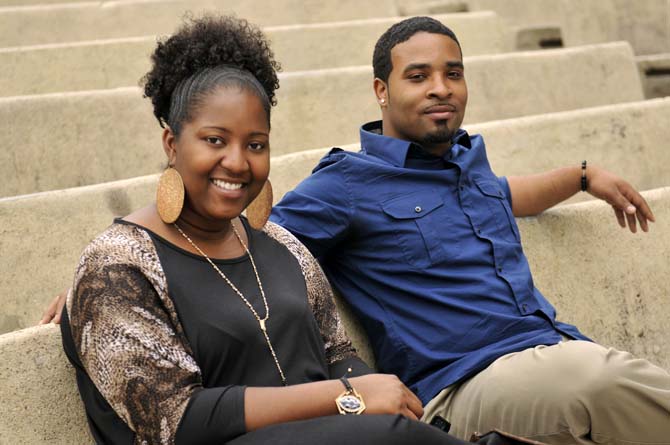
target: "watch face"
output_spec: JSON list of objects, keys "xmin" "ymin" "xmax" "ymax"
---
[{"xmin": 339, "ymin": 395, "xmax": 362, "ymax": 412}]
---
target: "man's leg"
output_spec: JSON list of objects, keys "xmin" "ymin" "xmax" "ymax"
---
[{"xmin": 422, "ymin": 341, "xmax": 670, "ymax": 444}]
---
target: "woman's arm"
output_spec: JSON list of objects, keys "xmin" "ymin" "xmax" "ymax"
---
[
  {"xmin": 244, "ymin": 373, "xmax": 423, "ymax": 431},
  {"xmin": 68, "ymin": 226, "xmax": 249, "ymax": 444}
]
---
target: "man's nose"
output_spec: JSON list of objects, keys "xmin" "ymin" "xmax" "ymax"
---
[{"xmin": 427, "ymin": 77, "xmax": 452, "ymax": 99}]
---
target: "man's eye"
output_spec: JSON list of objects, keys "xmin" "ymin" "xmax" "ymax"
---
[
  {"xmin": 249, "ymin": 142, "xmax": 266, "ymax": 151},
  {"xmin": 206, "ymin": 136, "xmax": 223, "ymax": 145},
  {"xmin": 408, "ymin": 74, "xmax": 426, "ymax": 81},
  {"xmin": 448, "ymin": 71, "xmax": 463, "ymax": 79}
]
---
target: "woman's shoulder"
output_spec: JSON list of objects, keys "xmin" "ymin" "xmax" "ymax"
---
[
  {"xmin": 260, "ymin": 220, "xmax": 314, "ymax": 262},
  {"xmin": 77, "ymin": 221, "xmax": 158, "ymax": 274}
]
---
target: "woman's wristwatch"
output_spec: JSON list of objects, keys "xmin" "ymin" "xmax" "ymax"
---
[{"xmin": 335, "ymin": 376, "xmax": 366, "ymax": 415}]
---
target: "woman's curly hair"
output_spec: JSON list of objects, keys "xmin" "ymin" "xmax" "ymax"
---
[{"xmin": 142, "ymin": 14, "xmax": 281, "ymax": 129}]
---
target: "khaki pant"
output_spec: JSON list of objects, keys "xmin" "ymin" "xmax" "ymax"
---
[{"xmin": 422, "ymin": 340, "xmax": 670, "ymax": 444}]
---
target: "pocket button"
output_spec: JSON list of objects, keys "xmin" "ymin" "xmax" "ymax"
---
[{"xmin": 415, "ymin": 206, "xmax": 422, "ymax": 213}]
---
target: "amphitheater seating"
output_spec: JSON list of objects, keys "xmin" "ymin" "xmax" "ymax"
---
[
  {"xmin": 1, "ymin": 0, "xmax": 669, "ymax": 441},
  {"xmin": 0, "ymin": 0, "xmax": 399, "ymax": 47},
  {"xmin": 1, "ymin": 186, "xmax": 669, "ymax": 443},
  {"xmin": 0, "ymin": 42, "xmax": 643, "ymax": 197},
  {"xmin": 464, "ymin": 0, "xmax": 670, "ymax": 55},
  {"xmin": 2, "ymin": 97, "xmax": 669, "ymax": 334},
  {"xmin": 0, "ymin": 12, "xmax": 510, "ymax": 97}
]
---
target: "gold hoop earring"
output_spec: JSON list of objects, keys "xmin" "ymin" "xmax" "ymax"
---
[
  {"xmin": 156, "ymin": 167, "xmax": 184, "ymax": 224},
  {"xmin": 246, "ymin": 179, "xmax": 273, "ymax": 230}
]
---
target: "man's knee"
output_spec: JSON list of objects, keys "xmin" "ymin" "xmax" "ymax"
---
[{"xmin": 485, "ymin": 341, "xmax": 618, "ymax": 408}]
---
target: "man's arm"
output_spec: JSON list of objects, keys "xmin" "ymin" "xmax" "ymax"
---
[
  {"xmin": 270, "ymin": 151, "xmax": 354, "ymax": 257},
  {"xmin": 507, "ymin": 164, "xmax": 655, "ymax": 233}
]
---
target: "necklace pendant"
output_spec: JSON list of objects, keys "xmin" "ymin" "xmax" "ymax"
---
[{"xmin": 259, "ymin": 319, "xmax": 267, "ymax": 331}]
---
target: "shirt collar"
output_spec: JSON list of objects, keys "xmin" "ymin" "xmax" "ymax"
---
[{"xmin": 360, "ymin": 120, "xmax": 471, "ymax": 167}]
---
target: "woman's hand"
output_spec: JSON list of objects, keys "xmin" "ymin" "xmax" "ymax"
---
[
  {"xmin": 350, "ymin": 374, "xmax": 424, "ymax": 420},
  {"xmin": 39, "ymin": 288, "xmax": 69, "ymax": 324}
]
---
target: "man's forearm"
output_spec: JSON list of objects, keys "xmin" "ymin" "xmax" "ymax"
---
[{"xmin": 507, "ymin": 165, "xmax": 582, "ymax": 217}]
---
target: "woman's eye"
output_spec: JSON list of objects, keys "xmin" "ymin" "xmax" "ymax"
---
[
  {"xmin": 205, "ymin": 136, "xmax": 223, "ymax": 145},
  {"xmin": 249, "ymin": 142, "xmax": 266, "ymax": 151}
]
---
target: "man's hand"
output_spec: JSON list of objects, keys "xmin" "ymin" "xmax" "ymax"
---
[
  {"xmin": 586, "ymin": 166, "xmax": 655, "ymax": 233},
  {"xmin": 38, "ymin": 289, "xmax": 69, "ymax": 325}
]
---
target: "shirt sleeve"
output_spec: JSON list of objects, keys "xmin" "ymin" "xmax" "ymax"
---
[
  {"xmin": 67, "ymin": 231, "xmax": 247, "ymax": 445},
  {"xmin": 497, "ymin": 176, "xmax": 513, "ymax": 206},
  {"xmin": 270, "ymin": 152, "xmax": 354, "ymax": 259}
]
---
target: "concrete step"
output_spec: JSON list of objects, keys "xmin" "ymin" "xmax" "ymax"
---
[
  {"xmin": 462, "ymin": 0, "xmax": 670, "ymax": 55},
  {"xmin": 0, "ymin": 324, "xmax": 91, "ymax": 444},
  {"xmin": 637, "ymin": 53, "xmax": 670, "ymax": 99},
  {"xmin": 0, "ymin": 0, "xmax": 398, "ymax": 47},
  {"xmin": 518, "ymin": 186, "xmax": 670, "ymax": 367},
  {"xmin": 0, "ymin": 42, "xmax": 643, "ymax": 197},
  {"xmin": 0, "ymin": 12, "xmax": 510, "ymax": 96},
  {"xmin": 2, "ymin": 97, "xmax": 669, "ymax": 335},
  {"xmin": 0, "ymin": 0, "xmax": 90, "ymax": 5},
  {"xmin": 2, "ymin": 185, "xmax": 669, "ymax": 443},
  {"xmin": 0, "ymin": 175, "xmax": 157, "ymax": 334}
]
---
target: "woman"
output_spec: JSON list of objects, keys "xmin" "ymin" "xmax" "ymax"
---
[{"xmin": 60, "ymin": 15, "xmax": 469, "ymax": 444}]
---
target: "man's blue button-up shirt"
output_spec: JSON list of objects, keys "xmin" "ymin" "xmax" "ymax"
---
[{"xmin": 270, "ymin": 121, "xmax": 588, "ymax": 403}]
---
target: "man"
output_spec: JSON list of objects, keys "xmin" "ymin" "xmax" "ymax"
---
[{"xmin": 269, "ymin": 16, "xmax": 669, "ymax": 443}]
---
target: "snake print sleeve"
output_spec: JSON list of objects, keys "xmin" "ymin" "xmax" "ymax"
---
[{"xmin": 66, "ymin": 224, "xmax": 202, "ymax": 445}]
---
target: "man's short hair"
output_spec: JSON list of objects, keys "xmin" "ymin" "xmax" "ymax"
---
[{"xmin": 372, "ymin": 16, "xmax": 461, "ymax": 83}]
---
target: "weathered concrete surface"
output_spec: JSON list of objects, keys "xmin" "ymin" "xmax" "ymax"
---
[
  {"xmin": 0, "ymin": 0, "xmax": 90, "ymax": 5},
  {"xmin": 608, "ymin": 0, "xmax": 670, "ymax": 55},
  {"xmin": 0, "ymin": 88, "xmax": 160, "ymax": 198},
  {"xmin": 0, "ymin": 37, "xmax": 156, "ymax": 97},
  {"xmin": 0, "ymin": 175, "xmax": 158, "ymax": 334},
  {"xmin": 518, "ymin": 187, "xmax": 670, "ymax": 369},
  {"xmin": 0, "ymin": 324, "xmax": 92, "ymax": 444},
  {"xmin": 1, "ymin": 188, "xmax": 668, "ymax": 443},
  {"xmin": 0, "ymin": 42, "xmax": 643, "ymax": 197},
  {"xmin": 4, "ymin": 95, "xmax": 670, "ymax": 334},
  {"xmin": 475, "ymin": 98, "xmax": 670, "ymax": 194},
  {"xmin": 637, "ymin": 53, "xmax": 670, "ymax": 99},
  {"xmin": 0, "ymin": 12, "xmax": 510, "ymax": 97},
  {"xmin": 466, "ymin": 0, "xmax": 670, "ymax": 55},
  {"xmin": 270, "ymin": 98, "xmax": 670, "ymax": 205},
  {"xmin": 0, "ymin": 0, "xmax": 397, "ymax": 47}
]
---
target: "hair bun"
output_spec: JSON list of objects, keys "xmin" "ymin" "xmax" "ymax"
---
[{"xmin": 143, "ymin": 14, "xmax": 281, "ymax": 127}]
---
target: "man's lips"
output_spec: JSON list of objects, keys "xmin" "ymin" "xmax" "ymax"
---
[{"xmin": 424, "ymin": 104, "xmax": 457, "ymax": 121}]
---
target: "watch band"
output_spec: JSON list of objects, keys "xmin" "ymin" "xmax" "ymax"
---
[{"xmin": 335, "ymin": 376, "xmax": 366, "ymax": 415}]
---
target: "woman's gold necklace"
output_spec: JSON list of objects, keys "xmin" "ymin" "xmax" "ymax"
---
[{"xmin": 174, "ymin": 221, "xmax": 287, "ymax": 386}]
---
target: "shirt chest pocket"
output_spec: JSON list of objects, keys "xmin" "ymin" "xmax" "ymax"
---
[
  {"xmin": 472, "ymin": 178, "xmax": 520, "ymax": 243},
  {"xmin": 381, "ymin": 190, "xmax": 452, "ymax": 269}
]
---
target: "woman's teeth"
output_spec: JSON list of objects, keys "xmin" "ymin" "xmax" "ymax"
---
[{"xmin": 211, "ymin": 179, "xmax": 244, "ymax": 190}]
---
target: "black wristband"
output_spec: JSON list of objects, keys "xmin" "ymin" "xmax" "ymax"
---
[
  {"xmin": 581, "ymin": 160, "xmax": 587, "ymax": 192},
  {"xmin": 339, "ymin": 376, "xmax": 354, "ymax": 392}
]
